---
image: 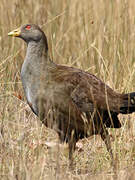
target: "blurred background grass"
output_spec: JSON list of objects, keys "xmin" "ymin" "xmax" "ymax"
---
[{"xmin": 0, "ymin": 0, "xmax": 135, "ymax": 179}]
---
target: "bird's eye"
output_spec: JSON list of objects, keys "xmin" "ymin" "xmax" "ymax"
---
[{"xmin": 25, "ymin": 25, "xmax": 31, "ymax": 30}]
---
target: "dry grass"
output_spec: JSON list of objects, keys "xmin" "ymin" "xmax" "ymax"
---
[{"xmin": 1, "ymin": 0, "xmax": 135, "ymax": 179}]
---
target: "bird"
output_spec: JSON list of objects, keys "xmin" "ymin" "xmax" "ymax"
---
[{"xmin": 8, "ymin": 24, "xmax": 135, "ymax": 165}]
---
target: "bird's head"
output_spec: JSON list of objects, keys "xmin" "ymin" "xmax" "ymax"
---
[{"xmin": 8, "ymin": 24, "xmax": 48, "ymax": 51}]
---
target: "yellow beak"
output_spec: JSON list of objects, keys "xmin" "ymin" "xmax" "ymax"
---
[{"xmin": 8, "ymin": 28, "xmax": 21, "ymax": 37}]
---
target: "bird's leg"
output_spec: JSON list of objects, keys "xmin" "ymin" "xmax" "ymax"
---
[
  {"xmin": 100, "ymin": 127, "xmax": 113, "ymax": 160},
  {"xmin": 100, "ymin": 127, "xmax": 118, "ymax": 176},
  {"xmin": 68, "ymin": 130, "xmax": 76, "ymax": 168}
]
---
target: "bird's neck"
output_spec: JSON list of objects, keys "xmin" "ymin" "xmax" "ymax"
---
[
  {"xmin": 26, "ymin": 39, "xmax": 47, "ymax": 58},
  {"xmin": 25, "ymin": 39, "xmax": 55, "ymax": 68}
]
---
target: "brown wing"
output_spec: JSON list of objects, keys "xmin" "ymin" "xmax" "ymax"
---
[
  {"xmin": 50, "ymin": 64, "xmax": 122, "ymax": 128},
  {"xmin": 70, "ymin": 81, "xmax": 122, "ymax": 128},
  {"xmin": 52, "ymin": 64, "xmax": 123, "ymax": 113}
]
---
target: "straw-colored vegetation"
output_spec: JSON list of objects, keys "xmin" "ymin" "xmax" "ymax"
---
[{"xmin": 0, "ymin": 0, "xmax": 135, "ymax": 179}]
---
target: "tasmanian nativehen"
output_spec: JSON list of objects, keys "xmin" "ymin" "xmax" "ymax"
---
[{"xmin": 8, "ymin": 24, "xmax": 135, "ymax": 164}]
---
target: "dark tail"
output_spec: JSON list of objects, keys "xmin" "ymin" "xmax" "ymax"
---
[{"xmin": 120, "ymin": 92, "xmax": 135, "ymax": 114}]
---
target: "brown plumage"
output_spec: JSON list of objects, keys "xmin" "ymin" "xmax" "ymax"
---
[{"xmin": 8, "ymin": 24, "xmax": 135, "ymax": 164}]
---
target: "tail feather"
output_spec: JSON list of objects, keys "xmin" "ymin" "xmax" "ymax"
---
[{"xmin": 120, "ymin": 92, "xmax": 135, "ymax": 114}]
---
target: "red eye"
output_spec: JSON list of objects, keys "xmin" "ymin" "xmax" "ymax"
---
[{"xmin": 26, "ymin": 25, "xmax": 31, "ymax": 30}]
